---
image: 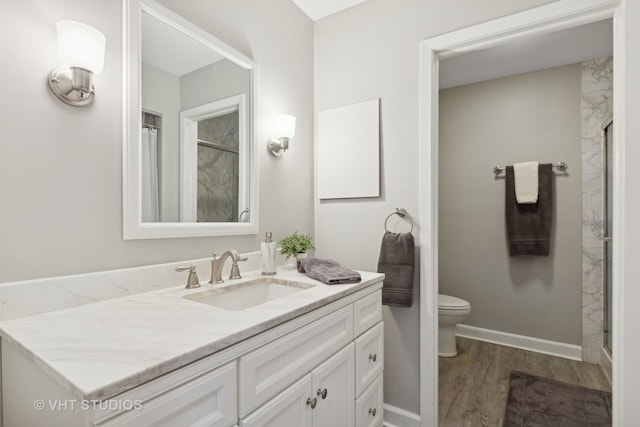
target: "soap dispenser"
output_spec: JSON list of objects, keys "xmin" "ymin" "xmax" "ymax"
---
[{"xmin": 261, "ymin": 232, "xmax": 277, "ymax": 275}]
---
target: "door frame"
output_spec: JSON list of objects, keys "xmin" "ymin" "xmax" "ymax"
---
[
  {"xmin": 179, "ymin": 94, "xmax": 247, "ymax": 223},
  {"xmin": 418, "ymin": 0, "xmax": 625, "ymax": 425}
]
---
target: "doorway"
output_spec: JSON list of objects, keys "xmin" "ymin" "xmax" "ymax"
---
[{"xmin": 418, "ymin": 1, "xmax": 624, "ymax": 425}]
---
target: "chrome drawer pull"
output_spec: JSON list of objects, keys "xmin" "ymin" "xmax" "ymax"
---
[
  {"xmin": 369, "ymin": 408, "xmax": 377, "ymax": 416},
  {"xmin": 369, "ymin": 353, "xmax": 377, "ymax": 362},
  {"xmin": 317, "ymin": 388, "xmax": 328, "ymax": 399},
  {"xmin": 306, "ymin": 397, "xmax": 317, "ymax": 409}
]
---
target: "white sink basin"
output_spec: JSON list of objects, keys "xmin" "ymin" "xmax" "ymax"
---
[{"xmin": 183, "ymin": 278, "xmax": 313, "ymax": 311}]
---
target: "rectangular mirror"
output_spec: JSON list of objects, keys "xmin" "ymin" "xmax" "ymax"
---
[{"xmin": 124, "ymin": 0, "xmax": 258, "ymax": 239}]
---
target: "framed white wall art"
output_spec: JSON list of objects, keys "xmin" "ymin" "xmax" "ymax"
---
[{"xmin": 317, "ymin": 98, "xmax": 380, "ymax": 199}]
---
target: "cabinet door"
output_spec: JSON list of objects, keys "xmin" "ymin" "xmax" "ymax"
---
[
  {"xmin": 98, "ymin": 362, "xmax": 237, "ymax": 427},
  {"xmin": 312, "ymin": 344, "xmax": 355, "ymax": 427},
  {"xmin": 355, "ymin": 373, "xmax": 383, "ymax": 427},
  {"xmin": 239, "ymin": 375, "xmax": 313, "ymax": 427},
  {"xmin": 239, "ymin": 304, "xmax": 354, "ymax": 416},
  {"xmin": 355, "ymin": 322, "xmax": 384, "ymax": 397}
]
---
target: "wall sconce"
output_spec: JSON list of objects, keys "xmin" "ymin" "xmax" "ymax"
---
[
  {"xmin": 48, "ymin": 21, "xmax": 106, "ymax": 107},
  {"xmin": 267, "ymin": 114, "xmax": 296, "ymax": 157}
]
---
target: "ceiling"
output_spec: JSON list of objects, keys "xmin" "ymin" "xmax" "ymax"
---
[
  {"xmin": 439, "ymin": 19, "xmax": 613, "ymax": 89},
  {"xmin": 290, "ymin": 0, "xmax": 370, "ymax": 21},
  {"xmin": 141, "ymin": 12, "xmax": 226, "ymax": 77}
]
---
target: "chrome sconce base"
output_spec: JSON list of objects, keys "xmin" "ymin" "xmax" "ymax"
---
[
  {"xmin": 48, "ymin": 66, "xmax": 95, "ymax": 107},
  {"xmin": 267, "ymin": 137, "xmax": 290, "ymax": 157}
]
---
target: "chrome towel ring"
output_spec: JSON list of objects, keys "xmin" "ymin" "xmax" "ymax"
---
[{"xmin": 384, "ymin": 208, "xmax": 414, "ymax": 233}]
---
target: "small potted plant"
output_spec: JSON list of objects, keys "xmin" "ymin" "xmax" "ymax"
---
[{"xmin": 279, "ymin": 231, "xmax": 315, "ymax": 265}]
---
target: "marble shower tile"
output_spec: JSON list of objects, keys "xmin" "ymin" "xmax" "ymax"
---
[{"xmin": 580, "ymin": 56, "xmax": 612, "ymax": 363}]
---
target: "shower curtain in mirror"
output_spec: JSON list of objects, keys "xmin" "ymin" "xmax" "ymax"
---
[{"xmin": 141, "ymin": 128, "xmax": 160, "ymax": 222}]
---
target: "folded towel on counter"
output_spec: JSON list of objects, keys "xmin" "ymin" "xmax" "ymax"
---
[
  {"xmin": 513, "ymin": 161, "xmax": 539, "ymax": 204},
  {"xmin": 377, "ymin": 231, "xmax": 415, "ymax": 307},
  {"xmin": 297, "ymin": 258, "xmax": 361, "ymax": 285},
  {"xmin": 506, "ymin": 163, "xmax": 553, "ymax": 256}
]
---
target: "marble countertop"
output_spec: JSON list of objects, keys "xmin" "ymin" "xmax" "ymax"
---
[{"xmin": 0, "ymin": 266, "xmax": 383, "ymax": 401}]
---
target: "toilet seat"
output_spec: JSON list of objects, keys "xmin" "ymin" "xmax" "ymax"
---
[{"xmin": 438, "ymin": 294, "xmax": 470, "ymax": 311}]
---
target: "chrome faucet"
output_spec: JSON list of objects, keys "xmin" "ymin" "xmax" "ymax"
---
[{"xmin": 210, "ymin": 250, "xmax": 248, "ymax": 284}]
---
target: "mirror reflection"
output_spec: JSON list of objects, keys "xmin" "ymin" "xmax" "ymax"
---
[{"xmin": 140, "ymin": 10, "xmax": 251, "ymax": 223}]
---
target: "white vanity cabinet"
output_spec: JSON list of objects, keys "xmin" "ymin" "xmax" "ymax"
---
[
  {"xmin": 238, "ymin": 289, "xmax": 383, "ymax": 427},
  {"xmin": 238, "ymin": 304, "xmax": 354, "ymax": 416},
  {"xmin": 1, "ymin": 283, "xmax": 383, "ymax": 427},
  {"xmin": 240, "ymin": 344, "xmax": 355, "ymax": 427}
]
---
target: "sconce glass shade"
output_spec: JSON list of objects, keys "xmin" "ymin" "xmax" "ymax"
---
[
  {"xmin": 268, "ymin": 114, "xmax": 297, "ymax": 157},
  {"xmin": 49, "ymin": 21, "xmax": 106, "ymax": 107},
  {"xmin": 274, "ymin": 114, "xmax": 296, "ymax": 139},
  {"xmin": 57, "ymin": 20, "xmax": 106, "ymax": 74}
]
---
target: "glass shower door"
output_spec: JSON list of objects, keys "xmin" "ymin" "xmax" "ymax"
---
[{"xmin": 604, "ymin": 122, "xmax": 613, "ymax": 354}]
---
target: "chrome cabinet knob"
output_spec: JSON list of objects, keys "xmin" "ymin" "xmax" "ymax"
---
[
  {"xmin": 369, "ymin": 408, "xmax": 377, "ymax": 416},
  {"xmin": 306, "ymin": 397, "xmax": 317, "ymax": 409},
  {"xmin": 317, "ymin": 388, "xmax": 328, "ymax": 399},
  {"xmin": 369, "ymin": 353, "xmax": 377, "ymax": 362}
]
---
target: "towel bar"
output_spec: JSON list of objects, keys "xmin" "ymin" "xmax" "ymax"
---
[
  {"xmin": 384, "ymin": 208, "xmax": 414, "ymax": 233},
  {"xmin": 493, "ymin": 162, "xmax": 567, "ymax": 175}
]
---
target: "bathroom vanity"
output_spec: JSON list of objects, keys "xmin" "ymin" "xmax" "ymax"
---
[{"xmin": 0, "ymin": 267, "xmax": 384, "ymax": 427}]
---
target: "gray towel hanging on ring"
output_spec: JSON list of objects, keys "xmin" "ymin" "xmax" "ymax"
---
[{"xmin": 377, "ymin": 231, "xmax": 415, "ymax": 307}]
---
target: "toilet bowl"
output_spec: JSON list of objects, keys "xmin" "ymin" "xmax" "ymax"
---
[{"xmin": 438, "ymin": 294, "xmax": 471, "ymax": 357}]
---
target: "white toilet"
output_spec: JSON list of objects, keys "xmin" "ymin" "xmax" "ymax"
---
[{"xmin": 438, "ymin": 294, "xmax": 471, "ymax": 357}]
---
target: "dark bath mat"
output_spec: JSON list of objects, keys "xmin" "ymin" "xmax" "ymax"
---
[{"xmin": 503, "ymin": 371, "xmax": 612, "ymax": 427}]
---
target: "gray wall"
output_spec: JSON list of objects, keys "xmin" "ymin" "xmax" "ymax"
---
[
  {"xmin": 0, "ymin": 0, "xmax": 313, "ymax": 282},
  {"xmin": 141, "ymin": 63, "xmax": 181, "ymax": 221},
  {"xmin": 439, "ymin": 64, "xmax": 583, "ymax": 345},
  {"xmin": 180, "ymin": 59, "xmax": 251, "ymax": 111},
  {"xmin": 313, "ymin": 0, "xmax": 556, "ymax": 414}
]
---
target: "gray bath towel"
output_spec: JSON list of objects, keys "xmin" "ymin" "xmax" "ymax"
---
[
  {"xmin": 297, "ymin": 258, "xmax": 361, "ymax": 284},
  {"xmin": 377, "ymin": 231, "xmax": 415, "ymax": 307},
  {"xmin": 506, "ymin": 163, "xmax": 553, "ymax": 256}
]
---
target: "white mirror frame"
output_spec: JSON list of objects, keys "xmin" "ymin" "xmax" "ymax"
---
[{"xmin": 123, "ymin": 0, "xmax": 259, "ymax": 239}]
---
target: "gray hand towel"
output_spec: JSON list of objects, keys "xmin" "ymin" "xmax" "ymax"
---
[
  {"xmin": 506, "ymin": 163, "xmax": 553, "ymax": 256},
  {"xmin": 377, "ymin": 231, "xmax": 415, "ymax": 307},
  {"xmin": 297, "ymin": 258, "xmax": 362, "ymax": 284}
]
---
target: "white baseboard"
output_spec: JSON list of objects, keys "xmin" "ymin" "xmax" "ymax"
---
[
  {"xmin": 383, "ymin": 403, "xmax": 420, "ymax": 427},
  {"xmin": 456, "ymin": 324, "xmax": 583, "ymax": 361}
]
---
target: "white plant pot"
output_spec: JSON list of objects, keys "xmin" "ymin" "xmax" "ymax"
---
[{"xmin": 293, "ymin": 252, "xmax": 307, "ymax": 267}]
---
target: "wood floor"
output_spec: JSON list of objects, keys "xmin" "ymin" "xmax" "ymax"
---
[{"xmin": 438, "ymin": 337, "xmax": 611, "ymax": 427}]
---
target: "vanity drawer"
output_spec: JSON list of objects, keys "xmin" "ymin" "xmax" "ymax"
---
[
  {"xmin": 98, "ymin": 361, "xmax": 237, "ymax": 427},
  {"xmin": 354, "ymin": 290, "xmax": 382, "ymax": 337},
  {"xmin": 355, "ymin": 373, "xmax": 383, "ymax": 427},
  {"xmin": 354, "ymin": 322, "xmax": 384, "ymax": 397},
  {"xmin": 238, "ymin": 304, "xmax": 354, "ymax": 417}
]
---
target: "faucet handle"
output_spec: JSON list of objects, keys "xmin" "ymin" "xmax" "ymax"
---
[
  {"xmin": 175, "ymin": 265, "xmax": 201, "ymax": 289},
  {"xmin": 175, "ymin": 265, "xmax": 196, "ymax": 273},
  {"xmin": 229, "ymin": 252, "xmax": 247, "ymax": 280}
]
